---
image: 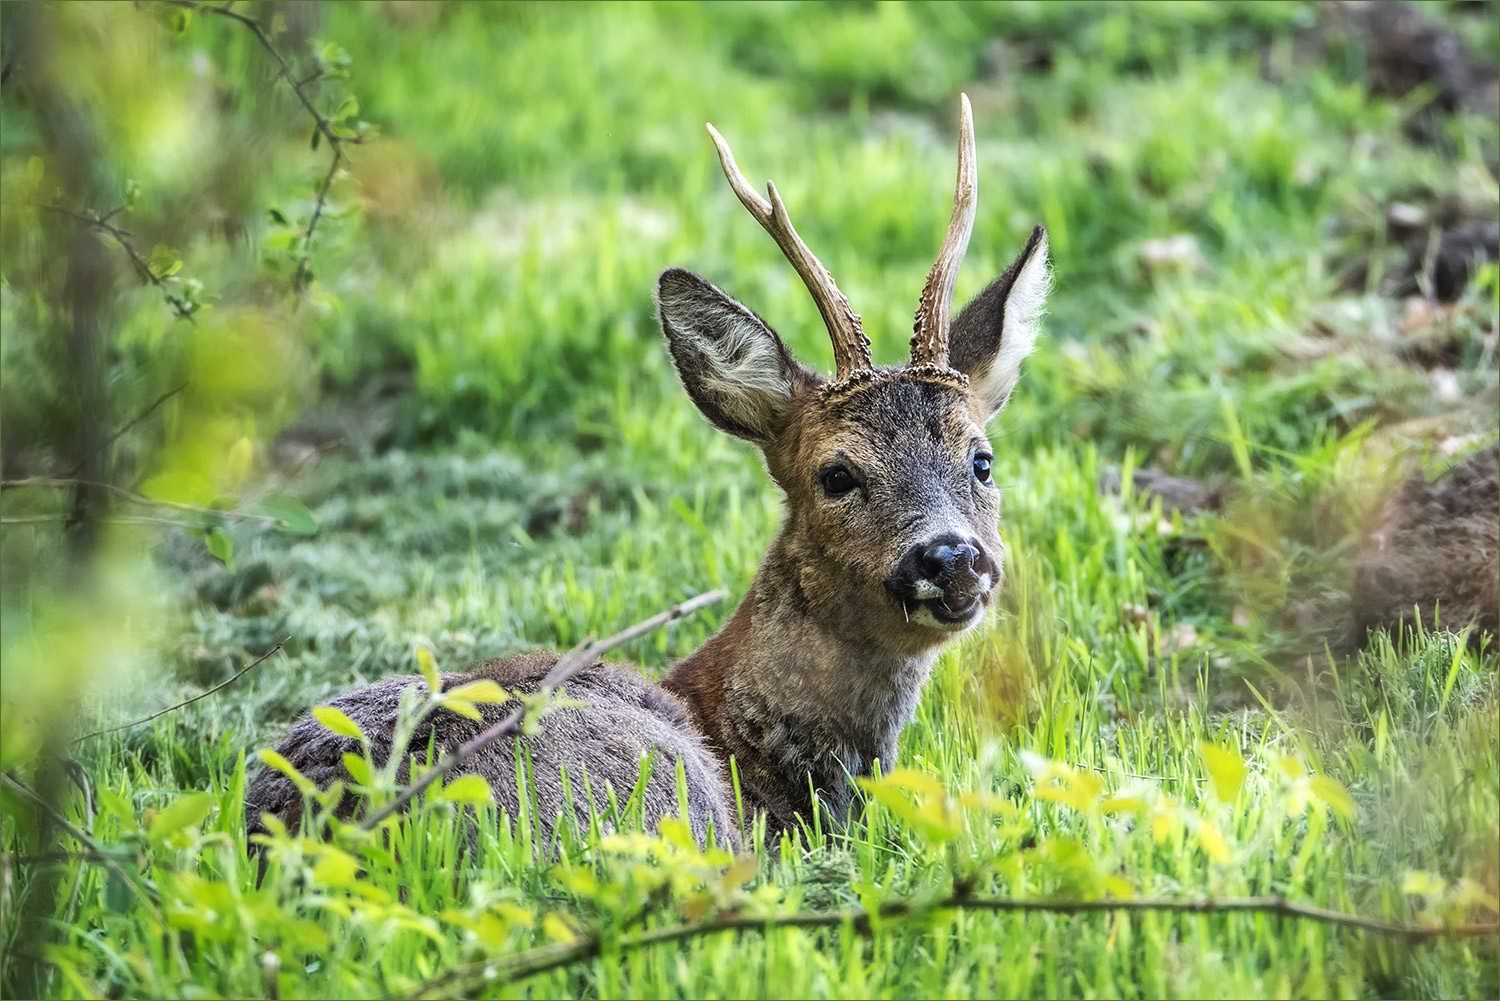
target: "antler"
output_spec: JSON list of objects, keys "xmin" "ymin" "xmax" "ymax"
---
[
  {"xmin": 909, "ymin": 94, "xmax": 978, "ymax": 370},
  {"xmin": 706, "ymin": 124, "xmax": 872, "ymax": 382}
]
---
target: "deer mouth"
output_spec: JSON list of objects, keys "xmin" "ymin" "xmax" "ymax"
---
[{"xmin": 897, "ymin": 576, "xmax": 991, "ymax": 632}]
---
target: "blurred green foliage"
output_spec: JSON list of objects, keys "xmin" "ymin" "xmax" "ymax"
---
[{"xmin": 1, "ymin": 1, "xmax": 1496, "ymax": 998}]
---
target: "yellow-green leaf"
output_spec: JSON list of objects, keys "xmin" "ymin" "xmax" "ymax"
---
[
  {"xmin": 446, "ymin": 679, "xmax": 508, "ymax": 704},
  {"xmin": 1402, "ymin": 870, "xmax": 1446, "ymax": 897},
  {"xmin": 541, "ymin": 912, "xmax": 578, "ymax": 943},
  {"xmin": 342, "ymin": 752, "xmax": 372, "ymax": 785},
  {"xmin": 722, "ymin": 855, "xmax": 758, "ymax": 892},
  {"xmin": 313, "ymin": 706, "xmax": 365, "ymax": 741},
  {"xmin": 227, "ymin": 436, "xmax": 253, "ymax": 487},
  {"xmin": 1197, "ymin": 822, "xmax": 1230, "ymax": 862},
  {"xmin": 437, "ymin": 774, "xmax": 493, "ymax": 806},
  {"xmin": 417, "ymin": 647, "xmax": 440, "ymax": 692},
  {"xmin": 1308, "ymin": 775, "xmax": 1357, "ymax": 821},
  {"xmin": 1271, "ymin": 753, "xmax": 1307, "ymax": 780},
  {"xmin": 441, "ymin": 697, "xmax": 482, "ymax": 722},
  {"xmin": 148, "ymin": 792, "xmax": 213, "ymax": 841},
  {"xmin": 658, "ymin": 817, "xmax": 695, "ymax": 850},
  {"xmin": 312, "ymin": 849, "xmax": 359, "ymax": 887},
  {"xmin": 1099, "ymin": 796, "xmax": 1148, "ymax": 815},
  {"xmin": 258, "ymin": 749, "xmax": 315, "ymax": 794},
  {"xmin": 1200, "ymin": 743, "xmax": 1247, "ymax": 802},
  {"xmin": 874, "ymin": 768, "xmax": 946, "ymax": 799}
]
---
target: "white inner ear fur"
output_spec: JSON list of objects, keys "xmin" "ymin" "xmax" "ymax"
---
[
  {"xmin": 973, "ymin": 235, "xmax": 1051, "ymax": 417},
  {"xmin": 660, "ymin": 290, "xmax": 791, "ymax": 430}
]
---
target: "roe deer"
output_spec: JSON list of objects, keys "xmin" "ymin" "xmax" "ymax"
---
[{"xmin": 245, "ymin": 95, "xmax": 1051, "ymax": 850}]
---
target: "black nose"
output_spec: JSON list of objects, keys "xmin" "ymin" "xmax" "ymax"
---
[{"xmin": 920, "ymin": 539, "xmax": 982, "ymax": 583}]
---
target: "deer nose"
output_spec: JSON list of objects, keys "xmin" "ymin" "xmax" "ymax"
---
[{"xmin": 920, "ymin": 541, "xmax": 981, "ymax": 582}]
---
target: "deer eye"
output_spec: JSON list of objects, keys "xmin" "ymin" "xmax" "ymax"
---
[
  {"xmin": 820, "ymin": 466, "xmax": 857, "ymax": 497},
  {"xmin": 972, "ymin": 454, "xmax": 993, "ymax": 483}
]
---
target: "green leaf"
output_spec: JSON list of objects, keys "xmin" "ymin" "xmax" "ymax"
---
[
  {"xmin": 1308, "ymin": 774, "xmax": 1357, "ymax": 821},
  {"xmin": 259, "ymin": 749, "xmax": 315, "ymax": 794},
  {"xmin": 26, "ymin": 156, "xmax": 44, "ymax": 187},
  {"xmin": 204, "ymin": 527, "xmax": 233, "ymax": 570},
  {"xmin": 253, "ymin": 491, "xmax": 318, "ymax": 534},
  {"xmin": 312, "ymin": 849, "xmax": 359, "ymax": 887},
  {"xmin": 416, "ymin": 647, "xmax": 440, "ymax": 692},
  {"xmin": 149, "ymin": 243, "xmax": 183, "ymax": 278},
  {"xmin": 441, "ymin": 697, "xmax": 482, "ymax": 722},
  {"xmin": 1200, "ymin": 742, "xmax": 1247, "ymax": 802},
  {"xmin": 312, "ymin": 706, "xmax": 365, "ymax": 741},
  {"xmin": 227, "ymin": 436, "xmax": 253, "ymax": 486},
  {"xmin": 446, "ymin": 679, "xmax": 508, "ymax": 704},
  {"xmin": 96, "ymin": 788, "xmax": 139, "ymax": 834},
  {"xmin": 342, "ymin": 752, "xmax": 371, "ymax": 786},
  {"xmin": 319, "ymin": 42, "xmax": 352, "ymax": 68},
  {"xmin": 1402, "ymin": 870, "xmax": 1446, "ymax": 898},
  {"xmin": 138, "ymin": 471, "xmax": 214, "ymax": 507},
  {"xmin": 333, "ymin": 95, "xmax": 359, "ymax": 123},
  {"xmin": 436, "ymin": 774, "xmax": 493, "ymax": 806},
  {"xmin": 148, "ymin": 791, "xmax": 213, "ymax": 841}
]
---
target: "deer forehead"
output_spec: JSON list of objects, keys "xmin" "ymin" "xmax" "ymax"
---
[{"xmin": 789, "ymin": 375, "xmax": 986, "ymax": 473}]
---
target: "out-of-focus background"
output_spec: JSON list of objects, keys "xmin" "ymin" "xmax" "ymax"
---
[{"xmin": 1, "ymin": 3, "xmax": 1496, "ymax": 998}]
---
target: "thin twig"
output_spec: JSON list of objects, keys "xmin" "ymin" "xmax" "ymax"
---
[
  {"xmin": 408, "ymin": 891, "xmax": 1500, "ymax": 997},
  {"xmin": 95, "ymin": 383, "xmax": 187, "ymax": 459},
  {"xmin": 359, "ymin": 590, "xmax": 728, "ymax": 831},
  {"xmin": 161, "ymin": 0, "xmax": 363, "ymax": 290},
  {"xmin": 1, "ymin": 514, "xmax": 230, "ymax": 528},
  {"xmin": 72, "ymin": 638, "xmax": 289, "ymax": 744},
  {"xmin": 38, "ymin": 204, "xmax": 196, "ymax": 319},
  {"xmin": 2, "ymin": 477, "xmax": 282, "ymax": 525}
]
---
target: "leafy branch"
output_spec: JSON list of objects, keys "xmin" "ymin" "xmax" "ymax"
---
[
  {"xmin": 38, "ymin": 203, "xmax": 199, "ymax": 319},
  {"xmin": 160, "ymin": 0, "xmax": 367, "ymax": 290},
  {"xmin": 356, "ymin": 590, "xmax": 729, "ymax": 832},
  {"xmin": 412, "ymin": 890, "xmax": 1500, "ymax": 997}
]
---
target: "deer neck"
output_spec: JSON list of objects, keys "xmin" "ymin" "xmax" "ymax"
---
[{"xmin": 662, "ymin": 533, "xmax": 938, "ymax": 828}]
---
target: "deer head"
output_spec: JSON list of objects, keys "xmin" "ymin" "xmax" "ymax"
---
[{"xmin": 656, "ymin": 95, "xmax": 1049, "ymax": 656}]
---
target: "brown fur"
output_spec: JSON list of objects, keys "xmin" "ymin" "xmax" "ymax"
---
[{"xmin": 1351, "ymin": 444, "xmax": 1499, "ymax": 641}]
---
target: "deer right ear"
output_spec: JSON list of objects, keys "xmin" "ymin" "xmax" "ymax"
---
[
  {"xmin": 949, "ymin": 226, "xmax": 1050, "ymax": 421},
  {"xmin": 656, "ymin": 268, "xmax": 816, "ymax": 443}
]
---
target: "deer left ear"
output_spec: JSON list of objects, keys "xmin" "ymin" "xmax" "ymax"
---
[{"xmin": 949, "ymin": 225, "xmax": 1050, "ymax": 421}]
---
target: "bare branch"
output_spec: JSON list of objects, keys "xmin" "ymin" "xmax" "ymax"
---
[
  {"xmin": 38, "ymin": 204, "xmax": 197, "ymax": 319},
  {"xmin": 409, "ymin": 890, "xmax": 1500, "ymax": 997},
  {"xmin": 358, "ymin": 590, "xmax": 729, "ymax": 831},
  {"xmin": 72, "ymin": 638, "xmax": 289, "ymax": 744},
  {"xmin": 1, "ymin": 477, "xmax": 283, "ymax": 525},
  {"xmin": 95, "ymin": 383, "xmax": 186, "ymax": 459}
]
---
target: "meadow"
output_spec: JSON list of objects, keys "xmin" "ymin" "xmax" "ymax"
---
[{"xmin": 1, "ymin": 2, "xmax": 1497, "ymax": 997}]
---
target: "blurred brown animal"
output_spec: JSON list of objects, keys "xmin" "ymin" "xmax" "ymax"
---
[
  {"xmin": 245, "ymin": 96, "xmax": 1051, "ymax": 850},
  {"xmin": 1352, "ymin": 443, "xmax": 1499, "ymax": 642}
]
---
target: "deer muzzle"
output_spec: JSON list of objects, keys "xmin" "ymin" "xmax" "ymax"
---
[{"xmin": 885, "ymin": 533, "xmax": 997, "ymax": 629}]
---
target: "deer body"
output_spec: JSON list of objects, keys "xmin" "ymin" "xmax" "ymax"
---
[{"xmin": 245, "ymin": 96, "xmax": 1050, "ymax": 851}]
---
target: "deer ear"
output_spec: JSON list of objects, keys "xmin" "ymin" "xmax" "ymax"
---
[
  {"xmin": 949, "ymin": 226, "xmax": 1050, "ymax": 421},
  {"xmin": 656, "ymin": 268, "xmax": 816, "ymax": 443}
]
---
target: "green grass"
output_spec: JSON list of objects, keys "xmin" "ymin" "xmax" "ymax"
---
[{"xmin": 2, "ymin": 1, "xmax": 1497, "ymax": 998}]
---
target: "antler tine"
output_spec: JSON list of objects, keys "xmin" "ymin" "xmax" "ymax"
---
[
  {"xmin": 910, "ymin": 94, "xmax": 978, "ymax": 370},
  {"xmin": 706, "ymin": 123, "xmax": 872, "ymax": 382}
]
